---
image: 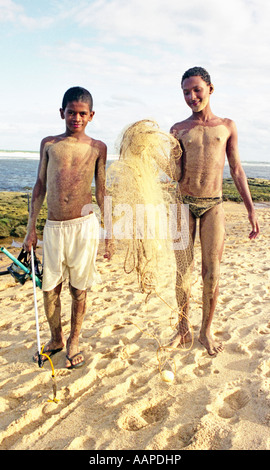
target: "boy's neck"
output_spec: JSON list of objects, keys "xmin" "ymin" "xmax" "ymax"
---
[
  {"xmin": 190, "ymin": 106, "xmax": 215, "ymax": 123},
  {"xmin": 64, "ymin": 129, "xmax": 87, "ymax": 141}
]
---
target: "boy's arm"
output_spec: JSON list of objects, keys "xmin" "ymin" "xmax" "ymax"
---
[
  {"xmin": 95, "ymin": 141, "xmax": 107, "ymax": 221},
  {"xmin": 226, "ymin": 120, "xmax": 259, "ymax": 239},
  {"xmin": 23, "ymin": 139, "xmax": 48, "ymax": 251},
  {"xmin": 169, "ymin": 125, "xmax": 183, "ymax": 181},
  {"xmin": 95, "ymin": 142, "xmax": 114, "ymax": 259}
]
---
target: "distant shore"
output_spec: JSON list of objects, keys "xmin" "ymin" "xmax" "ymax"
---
[
  {"xmin": 222, "ymin": 177, "xmax": 270, "ymax": 202},
  {"xmin": 0, "ymin": 178, "xmax": 269, "ymax": 239}
]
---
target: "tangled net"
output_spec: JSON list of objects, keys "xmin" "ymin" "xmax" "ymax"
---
[
  {"xmin": 106, "ymin": 120, "xmax": 194, "ymax": 360},
  {"xmin": 107, "ymin": 120, "xmax": 180, "ymax": 290}
]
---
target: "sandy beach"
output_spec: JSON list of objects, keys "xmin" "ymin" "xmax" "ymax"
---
[{"xmin": 0, "ymin": 201, "xmax": 269, "ymax": 451}]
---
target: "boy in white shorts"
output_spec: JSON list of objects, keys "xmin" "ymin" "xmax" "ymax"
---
[
  {"xmin": 42, "ymin": 215, "xmax": 100, "ymax": 292},
  {"xmin": 23, "ymin": 86, "xmax": 113, "ymax": 369}
]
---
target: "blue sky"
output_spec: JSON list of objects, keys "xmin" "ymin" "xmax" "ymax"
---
[{"xmin": 0, "ymin": 0, "xmax": 270, "ymax": 161}]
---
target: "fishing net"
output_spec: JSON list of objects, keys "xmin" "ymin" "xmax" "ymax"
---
[{"xmin": 106, "ymin": 120, "xmax": 194, "ymax": 364}]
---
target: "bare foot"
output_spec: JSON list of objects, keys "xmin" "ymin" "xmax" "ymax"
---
[
  {"xmin": 104, "ymin": 239, "xmax": 115, "ymax": 260},
  {"xmin": 198, "ymin": 332, "xmax": 223, "ymax": 356},
  {"xmin": 166, "ymin": 329, "xmax": 193, "ymax": 350}
]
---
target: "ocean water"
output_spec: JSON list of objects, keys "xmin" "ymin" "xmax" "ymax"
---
[
  {"xmin": 0, "ymin": 152, "xmax": 270, "ymax": 192},
  {"xmin": 0, "ymin": 154, "xmax": 117, "ymax": 191}
]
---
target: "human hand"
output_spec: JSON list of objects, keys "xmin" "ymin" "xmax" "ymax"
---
[
  {"xmin": 248, "ymin": 213, "xmax": 260, "ymax": 240},
  {"xmin": 23, "ymin": 230, "xmax": 37, "ymax": 252}
]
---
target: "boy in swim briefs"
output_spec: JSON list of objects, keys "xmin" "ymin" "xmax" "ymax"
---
[
  {"xmin": 170, "ymin": 67, "xmax": 259, "ymax": 355},
  {"xmin": 23, "ymin": 86, "xmax": 113, "ymax": 369}
]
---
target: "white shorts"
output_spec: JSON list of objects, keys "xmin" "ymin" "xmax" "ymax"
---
[{"xmin": 42, "ymin": 213, "xmax": 100, "ymax": 291}]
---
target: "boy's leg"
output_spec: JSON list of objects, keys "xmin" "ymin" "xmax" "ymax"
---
[
  {"xmin": 43, "ymin": 282, "xmax": 65, "ymax": 348},
  {"xmin": 33, "ymin": 282, "xmax": 65, "ymax": 361},
  {"xmin": 65, "ymin": 283, "xmax": 87, "ymax": 368},
  {"xmin": 169, "ymin": 206, "xmax": 196, "ymax": 348},
  {"xmin": 199, "ymin": 203, "xmax": 225, "ymax": 355}
]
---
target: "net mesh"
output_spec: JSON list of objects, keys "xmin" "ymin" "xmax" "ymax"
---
[{"xmin": 106, "ymin": 120, "xmax": 194, "ymax": 363}]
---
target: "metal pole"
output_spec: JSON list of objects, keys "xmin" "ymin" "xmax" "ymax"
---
[{"xmin": 31, "ymin": 246, "xmax": 42, "ymax": 366}]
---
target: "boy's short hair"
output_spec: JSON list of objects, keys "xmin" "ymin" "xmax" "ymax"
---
[
  {"xmin": 181, "ymin": 67, "xmax": 211, "ymax": 86},
  {"xmin": 62, "ymin": 86, "xmax": 93, "ymax": 111}
]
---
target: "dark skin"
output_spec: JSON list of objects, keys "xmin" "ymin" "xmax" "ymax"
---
[
  {"xmin": 169, "ymin": 76, "xmax": 259, "ymax": 355},
  {"xmin": 24, "ymin": 100, "xmax": 113, "ymax": 367}
]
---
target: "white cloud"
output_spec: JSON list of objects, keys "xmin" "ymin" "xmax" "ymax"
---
[
  {"xmin": 52, "ymin": 0, "xmax": 270, "ymax": 97},
  {"xmin": 0, "ymin": 0, "xmax": 22, "ymax": 21},
  {"xmin": 68, "ymin": 0, "xmax": 268, "ymax": 47},
  {"xmin": 0, "ymin": 0, "xmax": 54, "ymax": 29}
]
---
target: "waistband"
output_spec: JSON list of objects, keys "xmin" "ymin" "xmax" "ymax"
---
[
  {"xmin": 45, "ymin": 212, "xmax": 96, "ymax": 228},
  {"xmin": 180, "ymin": 195, "xmax": 223, "ymax": 203}
]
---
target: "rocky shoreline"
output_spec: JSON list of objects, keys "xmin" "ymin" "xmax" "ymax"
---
[{"xmin": 0, "ymin": 178, "xmax": 269, "ymax": 239}]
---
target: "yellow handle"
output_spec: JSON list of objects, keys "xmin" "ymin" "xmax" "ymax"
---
[{"xmin": 40, "ymin": 345, "xmax": 59, "ymax": 403}]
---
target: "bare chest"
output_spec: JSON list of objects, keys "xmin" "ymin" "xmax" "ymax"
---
[
  {"xmin": 47, "ymin": 140, "xmax": 96, "ymax": 190},
  {"xmin": 178, "ymin": 125, "xmax": 229, "ymax": 156}
]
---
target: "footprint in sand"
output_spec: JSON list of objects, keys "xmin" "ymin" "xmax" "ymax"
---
[
  {"xmin": 127, "ymin": 374, "xmax": 149, "ymax": 392},
  {"xmin": 171, "ymin": 422, "xmax": 196, "ymax": 449},
  {"xmin": 183, "ymin": 414, "xmax": 231, "ymax": 450},
  {"xmin": 118, "ymin": 401, "xmax": 169, "ymax": 431},
  {"xmin": 247, "ymin": 336, "xmax": 266, "ymax": 352},
  {"xmin": 215, "ymin": 388, "xmax": 250, "ymax": 419},
  {"xmin": 65, "ymin": 436, "xmax": 96, "ymax": 450},
  {"xmin": 118, "ymin": 412, "xmax": 148, "ymax": 431},
  {"xmin": 192, "ymin": 354, "xmax": 214, "ymax": 377},
  {"xmin": 257, "ymin": 359, "xmax": 270, "ymax": 378}
]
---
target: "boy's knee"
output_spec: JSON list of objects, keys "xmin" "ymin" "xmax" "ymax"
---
[
  {"xmin": 202, "ymin": 269, "xmax": 220, "ymax": 297},
  {"xmin": 69, "ymin": 283, "xmax": 87, "ymax": 301},
  {"xmin": 43, "ymin": 284, "xmax": 62, "ymax": 303}
]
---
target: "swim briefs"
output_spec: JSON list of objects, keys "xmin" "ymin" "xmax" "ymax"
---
[
  {"xmin": 180, "ymin": 195, "xmax": 223, "ymax": 218},
  {"xmin": 42, "ymin": 213, "xmax": 100, "ymax": 291}
]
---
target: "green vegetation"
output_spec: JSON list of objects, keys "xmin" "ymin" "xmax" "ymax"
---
[
  {"xmin": 0, "ymin": 179, "xmax": 269, "ymax": 239},
  {"xmin": 0, "ymin": 192, "xmax": 47, "ymax": 239},
  {"xmin": 223, "ymin": 178, "xmax": 270, "ymax": 202}
]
